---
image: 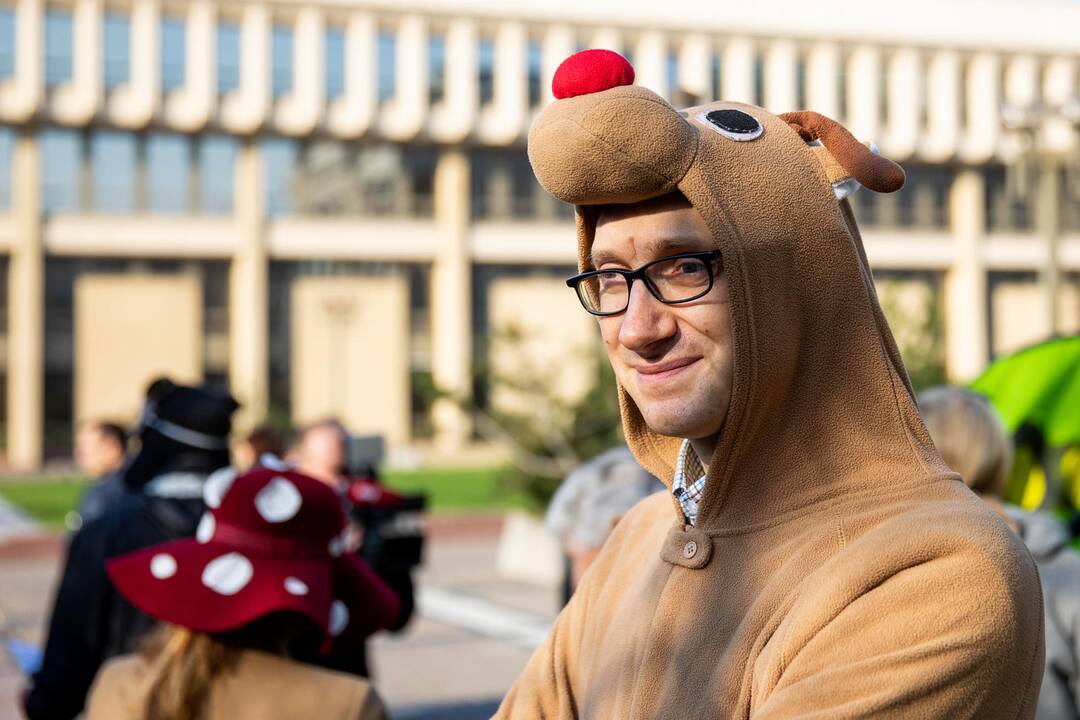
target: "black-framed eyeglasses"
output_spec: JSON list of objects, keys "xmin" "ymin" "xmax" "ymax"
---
[{"xmin": 566, "ymin": 251, "xmax": 723, "ymax": 317}]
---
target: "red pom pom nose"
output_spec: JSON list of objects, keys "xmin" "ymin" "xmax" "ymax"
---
[{"xmin": 552, "ymin": 49, "xmax": 635, "ymax": 100}]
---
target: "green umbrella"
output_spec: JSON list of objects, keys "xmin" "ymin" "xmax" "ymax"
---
[{"xmin": 971, "ymin": 334, "xmax": 1080, "ymax": 448}]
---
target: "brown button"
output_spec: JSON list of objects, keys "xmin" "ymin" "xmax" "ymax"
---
[{"xmin": 682, "ymin": 541, "xmax": 698, "ymax": 559}]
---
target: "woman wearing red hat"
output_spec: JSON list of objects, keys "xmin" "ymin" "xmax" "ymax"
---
[{"xmin": 83, "ymin": 467, "xmax": 401, "ymax": 720}]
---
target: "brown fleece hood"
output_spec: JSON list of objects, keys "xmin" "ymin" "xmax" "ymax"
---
[
  {"xmin": 529, "ymin": 74, "xmax": 941, "ymax": 530},
  {"xmin": 497, "ymin": 51, "xmax": 1043, "ymax": 720}
]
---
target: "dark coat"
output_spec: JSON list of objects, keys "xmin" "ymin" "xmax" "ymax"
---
[{"xmin": 23, "ymin": 473, "xmax": 209, "ymax": 720}]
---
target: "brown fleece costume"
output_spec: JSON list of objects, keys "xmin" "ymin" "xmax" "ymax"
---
[{"xmin": 496, "ymin": 50, "xmax": 1044, "ymax": 719}]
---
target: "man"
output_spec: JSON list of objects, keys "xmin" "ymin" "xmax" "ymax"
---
[
  {"xmin": 290, "ymin": 418, "xmax": 416, "ymax": 678},
  {"xmin": 546, "ymin": 446, "xmax": 662, "ymax": 601},
  {"xmin": 73, "ymin": 421, "xmax": 128, "ymax": 526},
  {"xmin": 291, "ymin": 418, "xmax": 349, "ymax": 488},
  {"xmin": 24, "ymin": 379, "xmax": 238, "ymax": 720},
  {"xmin": 496, "ymin": 49, "xmax": 1042, "ymax": 718}
]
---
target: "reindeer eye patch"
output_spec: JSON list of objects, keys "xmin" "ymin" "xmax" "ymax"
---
[{"xmin": 697, "ymin": 109, "xmax": 763, "ymax": 142}]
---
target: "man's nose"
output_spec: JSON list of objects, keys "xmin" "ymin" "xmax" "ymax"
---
[{"xmin": 617, "ymin": 281, "xmax": 677, "ymax": 351}]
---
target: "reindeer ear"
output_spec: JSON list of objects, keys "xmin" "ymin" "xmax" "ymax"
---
[{"xmin": 780, "ymin": 111, "xmax": 905, "ymax": 199}]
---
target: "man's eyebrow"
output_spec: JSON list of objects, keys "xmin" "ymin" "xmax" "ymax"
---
[
  {"xmin": 590, "ymin": 247, "xmax": 625, "ymax": 267},
  {"xmin": 643, "ymin": 237, "xmax": 704, "ymax": 256},
  {"xmin": 591, "ymin": 236, "xmax": 708, "ymax": 267}
]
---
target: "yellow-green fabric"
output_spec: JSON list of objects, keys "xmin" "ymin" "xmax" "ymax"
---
[{"xmin": 497, "ymin": 86, "xmax": 1044, "ymax": 718}]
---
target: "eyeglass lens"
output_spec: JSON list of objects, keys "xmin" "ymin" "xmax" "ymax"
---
[{"xmin": 578, "ymin": 255, "xmax": 715, "ymax": 314}]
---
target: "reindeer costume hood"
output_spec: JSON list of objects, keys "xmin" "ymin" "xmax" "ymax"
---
[{"xmin": 497, "ymin": 50, "xmax": 1043, "ymax": 719}]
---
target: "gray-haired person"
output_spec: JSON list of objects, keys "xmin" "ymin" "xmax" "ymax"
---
[
  {"xmin": 546, "ymin": 446, "xmax": 664, "ymax": 601},
  {"xmin": 921, "ymin": 386, "xmax": 1080, "ymax": 720}
]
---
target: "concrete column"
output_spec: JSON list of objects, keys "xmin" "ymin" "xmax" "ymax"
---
[
  {"xmin": 961, "ymin": 53, "xmax": 1001, "ymax": 162},
  {"xmin": 229, "ymin": 139, "xmax": 269, "ymax": 434},
  {"xmin": 7, "ymin": 129, "xmax": 44, "ymax": 470},
  {"xmin": 428, "ymin": 18, "xmax": 478, "ymax": 142},
  {"xmin": 846, "ymin": 45, "xmax": 881, "ymax": 140},
  {"xmin": 676, "ymin": 35, "xmax": 711, "ymax": 102},
  {"xmin": 1036, "ymin": 159, "xmax": 1062, "ymax": 337},
  {"xmin": 921, "ymin": 50, "xmax": 961, "ymax": 161},
  {"xmin": 632, "ymin": 31, "xmax": 668, "ymax": 100},
  {"xmin": 884, "ymin": 47, "xmax": 920, "ymax": 160},
  {"xmin": 0, "ymin": 0, "xmax": 44, "ymax": 123},
  {"xmin": 430, "ymin": 149, "xmax": 472, "ymax": 451},
  {"xmin": 763, "ymin": 39, "xmax": 798, "ymax": 113},
  {"xmin": 721, "ymin": 38, "xmax": 755, "ymax": 104},
  {"xmin": 944, "ymin": 170, "xmax": 989, "ymax": 381},
  {"xmin": 806, "ymin": 42, "xmax": 840, "ymax": 119}
]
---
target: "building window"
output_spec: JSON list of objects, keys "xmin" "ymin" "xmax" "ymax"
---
[
  {"xmin": 217, "ymin": 20, "xmax": 240, "ymax": 94},
  {"xmin": 527, "ymin": 39, "xmax": 542, "ymax": 107},
  {"xmin": 272, "ymin": 24, "xmax": 292, "ymax": 98},
  {"xmin": 161, "ymin": 16, "xmax": 185, "ymax": 92},
  {"xmin": 666, "ymin": 52, "xmax": 678, "ymax": 101},
  {"xmin": 45, "ymin": 9, "xmax": 73, "ymax": 88},
  {"xmin": 753, "ymin": 54, "xmax": 765, "ymax": 106},
  {"xmin": 711, "ymin": 53, "xmax": 722, "ymax": 101},
  {"xmin": 199, "ymin": 135, "xmax": 238, "ymax": 214},
  {"xmin": 478, "ymin": 36, "xmax": 494, "ymax": 105},
  {"xmin": 264, "ymin": 137, "xmax": 299, "ymax": 216},
  {"xmin": 0, "ymin": 127, "xmax": 13, "ymax": 210},
  {"xmin": 91, "ymin": 131, "xmax": 136, "ymax": 213},
  {"xmin": 147, "ymin": 134, "xmax": 190, "ymax": 213},
  {"xmin": 1066, "ymin": 172, "xmax": 1080, "ymax": 234},
  {"xmin": 985, "ymin": 165, "xmax": 1035, "ymax": 233},
  {"xmin": 287, "ymin": 141, "xmax": 437, "ymax": 218},
  {"xmin": 471, "ymin": 149, "xmax": 571, "ymax": 221},
  {"xmin": 378, "ymin": 29, "xmax": 395, "ymax": 103},
  {"xmin": 41, "ymin": 129, "xmax": 81, "ymax": 213},
  {"xmin": 325, "ymin": 26, "xmax": 345, "ymax": 101},
  {"xmin": 428, "ymin": 32, "xmax": 445, "ymax": 105},
  {"xmin": 0, "ymin": 6, "xmax": 14, "ymax": 79},
  {"xmin": 103, "ymin": 12, "xmax": 130, "ymax": 90}
]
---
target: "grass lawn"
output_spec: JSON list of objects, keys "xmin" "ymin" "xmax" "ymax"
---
[
  {"xmin": 0, "ymin": 476, "xmax": 89, "ymax": 530},
  {"xmin": 0, "ymin": 467, "xmax": 523, "ymax": 528}
]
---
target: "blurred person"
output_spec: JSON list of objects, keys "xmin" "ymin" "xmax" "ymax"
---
[
  {"xmin": 24, "ymin": 379, "xmax": 238, "ymax": 720},
  {"xmin": 292, "ymin": 419, "xmax": 348, "ymax": 488},
  {"xmin": 84, "ymin": 467, "xmax": 398, "ymax": 720},
  {"xmin": 921, "ymin": 386, "xmax": 1080, "ymax": 720},
  {"xmin": 73, "ymin": 421, "xmax": 129, "ymax": 526},
  {"xmin": 233, "ymin": 424, "xmax": 287, "ymax": 472},
  {"xmin": 546, "ymin": 446, "xmax": 663, "ymax": 601},
  {"xmin": 496, "ymin": 50, "xmax": 1042, "ymax": 718},
  {"xmin": 288, "ymin": 419, "xmax": 416, "ymax": 678}
]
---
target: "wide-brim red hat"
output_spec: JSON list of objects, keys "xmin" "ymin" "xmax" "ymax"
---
[{"xmin": 107, "ymin": 468, "xmax": 400, "ymax": 641}]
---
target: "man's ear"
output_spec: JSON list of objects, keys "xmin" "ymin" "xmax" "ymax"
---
[{"xmin": 779, "ymin": 110, "xmax": 905, "ymax": 200}]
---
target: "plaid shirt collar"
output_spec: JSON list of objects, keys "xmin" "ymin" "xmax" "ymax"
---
[{"xmin": 672, "ymin": 439, "xmax": 707, "ymax": 525}]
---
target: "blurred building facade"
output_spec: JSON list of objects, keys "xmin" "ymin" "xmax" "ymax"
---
[{"xmin": 0, "ymin": 0, "xmax": 1078, "ymax": 469}]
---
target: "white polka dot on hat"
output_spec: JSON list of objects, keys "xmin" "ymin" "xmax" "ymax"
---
[
  {"xmin": 329, "ymin": 600, "xmax": 349, "ymax": 636},
  {"xmin": 254, "ymin": 476, "xmax": 303, "ymax": 523},
  {"xmin": 196, "ymin": 513, "xmax": 215, "ymax": 544},
  {"xmin": 203, "ymin": 467, "xmax": 237, "ymax": 509},
  {"xmin": 150, "ymin": 553, "xmax": 177, "ymax": 580},
  {"xmin": 201, "ymin": 552, "xmax": 254, "ymax": 596},
  {"xmin": 284, "ymin": 577, "xmax": 309, "ymax": 596}
]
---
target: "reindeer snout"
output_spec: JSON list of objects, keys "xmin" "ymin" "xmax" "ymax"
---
[{"xmin": 527, "ymin": 86, "xmax": 699, "ymax": 206}]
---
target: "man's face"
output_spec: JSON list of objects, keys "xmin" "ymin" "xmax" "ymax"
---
[
  {"xmin": 296, "ymin": 425, "xmax": 346, "ymax": 487},
  {"xmin": 590, "ymin": 196, "xmax": 734, "ymax": 450},
  {"xmin": 75, "ymin": 425, "xmax": 125, "ymax": 478}
]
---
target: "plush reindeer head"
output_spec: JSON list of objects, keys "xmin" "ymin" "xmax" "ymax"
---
[{"xmin": 527, "ymin": 50, "xmax": 941, "ymax": 511}]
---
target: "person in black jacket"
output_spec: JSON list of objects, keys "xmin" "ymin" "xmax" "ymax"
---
[{"xmin": 23, "ymin": 379, "xmax": 238, "ymax": 720}]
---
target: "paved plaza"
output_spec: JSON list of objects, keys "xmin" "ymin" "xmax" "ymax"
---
[{"xmin": 0, "ymin": 513, "xmax": 558, "ymax": 720}]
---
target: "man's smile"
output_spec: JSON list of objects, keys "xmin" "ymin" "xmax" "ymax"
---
[{"xmin": 632, "ymin": 357, "xmax": 701, "ymax": 387}]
